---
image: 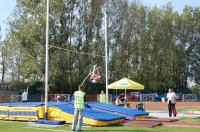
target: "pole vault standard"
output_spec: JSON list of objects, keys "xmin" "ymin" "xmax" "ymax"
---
[
  {"xmin": 44, "ymin": 0, "xmax": 49, "ymax": 120},
  {"xmin": 104, "ymin": 13, "xmax": 108, "ymax": 103},
  {"xmin": 44, "ymin": 2, "xmax": 108, "ymax": 113}
]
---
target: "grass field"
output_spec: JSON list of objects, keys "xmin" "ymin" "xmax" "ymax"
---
[
  {"xmin": 1, "ymin": 102, "xmax": 199, "ymax": 131},
  {"xmin": 178, "ymin": 117, "xmax": 200, "ymax": 123},
  {"xmin": 1, "ymin": 118, "xmax": 200, "ymax": 132}
]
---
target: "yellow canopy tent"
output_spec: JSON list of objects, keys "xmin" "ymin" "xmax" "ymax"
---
[
  {"xmin": 108, "ymin": 78, "xmax": 144, "ymax": 90},
  {"xmin": 108, "ymin": 78, "xmax": 144, "ymax": 103}
]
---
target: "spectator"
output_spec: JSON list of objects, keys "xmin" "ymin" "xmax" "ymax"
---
[
  {"xmin": 99, "ymin": 90, "xmax": 106, "ymax": 103},
  {"xmin": 22, "ymin": 86, "xmax": 29, "ymax": 102}
]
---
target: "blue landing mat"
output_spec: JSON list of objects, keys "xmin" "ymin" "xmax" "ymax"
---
[
  {"xmin": 87, "ymin": 102, "xmax": 149, "ymax": 120},
  {"xmin": 35, "ymin": 120, "xmax": 66, "ymax": 125}
]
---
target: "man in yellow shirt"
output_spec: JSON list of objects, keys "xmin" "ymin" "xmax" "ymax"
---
[{"xmin": 72, "ymin": 85, "xmax": 86, "ymax": 131}]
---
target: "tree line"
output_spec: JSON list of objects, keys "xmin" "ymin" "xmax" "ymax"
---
[{"xmin": 1, "ymin": 0, "xmax": 200, "ymax": 94}]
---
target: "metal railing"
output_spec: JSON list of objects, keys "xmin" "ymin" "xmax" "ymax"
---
[
  {"xmin": 140, "ymin": 94, "xmax": 156, "ymax": 102},
  {"xmin": 4, "ymin": 93, "xmax": 200, "ymax": 103},
  {"xmin": 41, "ymin": 94, "xmax": 70, "ymax": 102},
  {"xmin": 11, "ymin": 95, "xmax": 22, "ymax": 102},
  {"xmin": 96, "ymin": 94, "xmax": 113, "ymax": 102},
  {"xmin": 182, "ymin": 94, "xmax": 198, "ymax": 102},
  {"xmin": 0, "ymin": 95, "xmax": 11, "ymax": 103}
]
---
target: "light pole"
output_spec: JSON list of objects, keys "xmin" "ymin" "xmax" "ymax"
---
[{"xmin": 44, "ymin": 0, "xmax": 49, "ymax": 120}]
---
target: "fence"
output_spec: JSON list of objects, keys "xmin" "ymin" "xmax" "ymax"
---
[
  {"xmin": 41, "ymin": 94, "xmax": 70, "ymax": 102},
  {"xmin": 10, "ymin": 94, "xmax": 41, "ymax": 102},
  {"xmin": 182, "ymin": 94, "xmax": 198, "ymax": 102},
  {"xmin": 11, "ymin": 95, "xmax": 22, "ymax": 102},
  {"xmin": 140, "ymin": 94, "xmax": 156, "ymax": 102},
  {"xmin": 40, "ymin": 94, "xmax": 113, "ymax": 102},
  {"xmin": 0, "ymin": 95, "xmax": 11, "ymax": 103},
  {"xmin": 2, "ymin": 93, "xmax": 200, "ymax": 103},
  {"xmin": 96, "ymin": 94, "xmax": 113, "ymax": 102}
]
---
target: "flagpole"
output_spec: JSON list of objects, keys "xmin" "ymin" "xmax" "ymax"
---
[
  {"xmin": 44, "ymin": 0, "xmax": 49, "ymax": 120},
  {"xmin": 105, "ymin": 12, "xmax": 108, "ymax": 103}
]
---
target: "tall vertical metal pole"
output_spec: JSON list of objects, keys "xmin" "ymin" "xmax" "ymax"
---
[
  {"xmin": 105, "ymin": 13, "xmax": 108, "ymax": 103},
  {"xmin": 44, "ymin": 0, "xmax": 49, "ymax": 120}
]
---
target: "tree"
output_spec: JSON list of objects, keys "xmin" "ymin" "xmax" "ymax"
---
[{"xmin": 3, "ymin": 0, "xmax": 200, "ymax": 94}]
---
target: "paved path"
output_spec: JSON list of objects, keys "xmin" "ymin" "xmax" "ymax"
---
[
  {"xmin": 148, "ymin": 110, "xmax": 200, "ymax": 118},
  {"xmin": 162, "ymin": 122, "xmax": 200, "ymax": 127}
]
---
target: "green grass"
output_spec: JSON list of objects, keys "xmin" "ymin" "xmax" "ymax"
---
[
  {"xmin": 1, "ymin": 119, "xmax": 200, "ymax": 132},
  {"xmin": 178, "ymin": 117, "xmax": 200, "ymax": 123}
]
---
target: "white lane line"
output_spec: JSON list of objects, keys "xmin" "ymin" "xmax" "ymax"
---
[{"xmin": 23, "ymin": 127, "xmax": 69, "ymax": 132}]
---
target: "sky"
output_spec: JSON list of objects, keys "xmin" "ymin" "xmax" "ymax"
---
[
  {"xmin": 0, "ymin": 0, "xmax": 16, "ymax": 40},
  {"xmin": 138, "ymin": 0, "xmax": 200, "ymax": 12},
  {"xmin": 0, "ymin": 0, "xmax": 200, "ymax": 40}
]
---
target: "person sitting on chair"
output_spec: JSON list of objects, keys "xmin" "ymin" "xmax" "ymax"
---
[
  {"xmin": 56, "ymin": 95, "xmax": 61, "ymax": 102},
  {"xmin": 90, "ymin": 65, "xmax": 101, "ymax": 83},
  {"xmin": 115, "ymin": 97, "xmax": 124, "ymax": 106}
]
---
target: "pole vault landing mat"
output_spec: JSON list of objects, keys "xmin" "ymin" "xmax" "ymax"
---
[
  {"xmin": 162, "ymin": 122, "xmax": 200, "ymax": 128},
  {"xmin": 136, "ymin": 117, "xmax": 178, "ymax": 122},
  {"xmin": 120, "ymin": 120, "xmax": 161, "ymax": 128},
  {"xmin": 35, "ymin": 120, "xmax": 66, "ymax": 125}
]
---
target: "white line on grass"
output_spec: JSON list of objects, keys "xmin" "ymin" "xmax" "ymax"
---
[{"xmin": 24, "ymin": 127, "xmax": 69, "ymax": 132}]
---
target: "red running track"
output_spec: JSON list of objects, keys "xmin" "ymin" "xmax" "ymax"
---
[{"xmin": 129, "ymin": 102, "xmax": 200, "ymax": 109}]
